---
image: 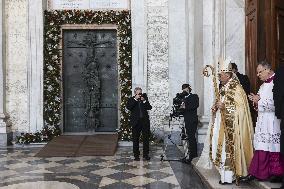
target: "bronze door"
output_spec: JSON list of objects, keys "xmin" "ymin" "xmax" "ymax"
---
[
  {"xmin": 245, "ymin": 0, "xmax": 258, "ymax": 93},
  {"xmin": 273, "ymin": 0, "xmax": 284, "ymax": 68},
  {"xmin": 63, "ymin": 29, "xmax": 118, "ymax": 132}
]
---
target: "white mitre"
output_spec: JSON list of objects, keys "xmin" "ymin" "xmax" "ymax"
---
[{"xmin": 217, "ymin": 57, "xmax": 233, "ymax": 73}]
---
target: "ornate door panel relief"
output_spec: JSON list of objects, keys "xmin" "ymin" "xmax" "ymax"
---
[{"xmin": 63, "ymin": 29, "xmax": 118, "ymax": 132}]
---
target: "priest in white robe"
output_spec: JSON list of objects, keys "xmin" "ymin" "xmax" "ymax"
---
[{"xmin": 248, "ymin": 61, "xmax": 283, "ymax": 181}]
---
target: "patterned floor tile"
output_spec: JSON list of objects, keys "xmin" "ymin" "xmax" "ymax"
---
[
  {"xmin": 33, "ymin": 162, "xmax": 62, "ymax": 169},
  {"xmin": 0, "ymin": 181, "xmax": 80, "ymax": 189},
  {"xmin": 91, "ymin": 168, "xmax": 121, "ymax": 177},
  {"xmin": 0, "ymin": 146, "xmax": 206, "ymax": 189},
  {"xmin": 4, "ymin": 162, "xmax": 32, "ymax": 170},
  {"xmin": 110, "ymin": 164, "xmax": 137, "ymax": 171},
  {"xmin": 96, "ymin": 160, "xmax": 123, "ymax": 168},
  {"xmin": 0, "ymin": 170, "xmax": 18, "ymax": 178},
  {"xmin": 26, "ymin": 159, "xmax": 50, "ymax": 165},
  {"xmin": 46, "ymin": 165, "xmax": 82, "ymax": 173},
  {"xmin": 124, "ymin": 167, "xmax": 154, "ymax": 176},
  {"xmin": 143, "ymin": 171, "xmax": 172, "ymax": 180},
  {"xmin": 107, "ymin": 172, "xmax": 137, "ymax": 180},
  {"xmin": 160, "ymin": 175, "xmax": 180, "ymax": 185},
  {"xmin": 56, "ymin": 159, "xmax": 80, "ymax": 165},
  {"xmin": 143, "ymin": 181, "xmax": 180, "ymax": 189},
  {"xmin": 122, "ymin": 175, "xmax": 156, "ymax": 186},
  {"xmin": 100, "ymin": 181, "xmax": 136, "ymax": 189},
  {"xmin": 65, "ymin": 161, "xmax": 92, "ymax": 169},
  {"xmin": 56, "ymin": 175, "xmax": 90, "ymax": 183},
  {"xmin": 26, "ymin": 169, "xmax": 54, "ymax": 174},
  {"xmin": 99, "ymin": 177, "xmax": 118, "ymax": 187}
]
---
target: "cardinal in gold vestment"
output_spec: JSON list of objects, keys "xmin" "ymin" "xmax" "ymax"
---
[{"xmin": 210, "ymin": 58, "xmax": 254, "ymax": 184}]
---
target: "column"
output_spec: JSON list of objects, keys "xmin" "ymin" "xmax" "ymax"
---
[
  {"xmin": 131, "ymin": 0, "xmax": 148, "ymax": 91},
  {"xmin": 196, "ymin": 0, "xmax": 215, "ymax": 143},
  {"xmin": 169, "ymin": 0, "xmax": 187, "ymax": 101},
  {"xmin": 0, "ymin": 0, "xmax": 12, "ymax": 146},
  {"xmin": 27, "ymin": 0, "xmax": 44, "ymax": 132}
]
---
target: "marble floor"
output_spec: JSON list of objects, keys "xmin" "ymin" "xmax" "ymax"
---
[{"xmin": 0, "ymin": 145, "xmax": 206, "ymax": 189}]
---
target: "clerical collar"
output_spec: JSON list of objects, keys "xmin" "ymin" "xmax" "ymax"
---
[{"xmin": 265, "ymin": 73, "xmax": 275, "ymax": 83}]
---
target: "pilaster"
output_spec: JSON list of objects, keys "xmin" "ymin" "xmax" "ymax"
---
[{"xmin": 0, "ymin": 0, "xmax": 12, "ymax": 146}]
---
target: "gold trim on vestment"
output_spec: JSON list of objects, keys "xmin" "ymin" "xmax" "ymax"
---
[{"xmin": 210, "ymin": 77, "xmax": 239, "ymax": 173}]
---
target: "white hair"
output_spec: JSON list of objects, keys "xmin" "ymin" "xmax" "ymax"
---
[{"xmin": 134, "ymin": 87, "xmax": 142, "ymax": 93}]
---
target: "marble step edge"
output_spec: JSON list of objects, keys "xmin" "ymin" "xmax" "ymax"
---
[
  {"xmin": 191, "ymin": 158, "xmax": 276, "ymax": 189},
  {"xmin": 191, "ymin": 158, "xmax": 215, "ymax": 189}
]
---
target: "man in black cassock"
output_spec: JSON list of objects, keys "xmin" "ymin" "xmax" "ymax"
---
[
  {"xmin": 127, "ymin": 87, "xmax": 152, "ymax": 161},
  {"xmin": 231, "ymin": 63, "xmax": 251, "ymax": 94},
  {"xmin": 273, "ymin": 65, "xmax": 284, "ymax": 189}
]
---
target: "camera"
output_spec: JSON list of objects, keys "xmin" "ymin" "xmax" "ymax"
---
[
  {"xmin": 171, "ymin": 91, "xmax": 188, "ymax": 117},
  {"xmin": 137, "ymin": 93, "xmax": 148, "ymax": 101}
]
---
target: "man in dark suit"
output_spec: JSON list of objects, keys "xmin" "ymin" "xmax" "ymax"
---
[
  {"xmin": 231, "ymin": 63, "xmax": 251, "ymax": 94},
  {"xmin": 127, "ymin": 87, "xmax": 152, "ymax": 161},
  {"xmin": 273, "ymin": 65, "xmax": 284, "ymax": 189},
  {"xmin": 180, "ymin": 84, "xmax": 199, "ymax": 162}
]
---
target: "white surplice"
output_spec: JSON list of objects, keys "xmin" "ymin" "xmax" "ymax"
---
[{"xmin": 254, "ymin": 77, "xmax": 281, "ymax": 152}]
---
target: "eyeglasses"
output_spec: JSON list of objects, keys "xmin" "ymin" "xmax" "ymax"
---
[
  {"xmin": 138, "ymin": 93, "xmax": 142, "ymax": 95},
  {"xmin": 257, "ymin": 69, "xmax": 267, "ymax": 75}
]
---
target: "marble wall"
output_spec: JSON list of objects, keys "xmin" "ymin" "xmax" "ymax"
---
[{"xmin": 5, "ymin": 0, "xmax": 29, "ymax": 133}]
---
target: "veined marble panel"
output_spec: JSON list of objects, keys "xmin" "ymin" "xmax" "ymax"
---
[
  {"xmin": 147, "ymin": 0, "xmax": 167, "ymax": 7},
  {"xmin": 168, "ymin": 0, "xmax": 187, "ymax": 104},
  {"xmin": 225, "ymin": 1, "xmax": 245, "ymax": 73},
  {"xmin": 146, "ymin": 1, "xmax": 169, "ymax": 129},
  {"xmin": 131, "ymin": 0, "xmax": 147, "ymax": 90},
  {"xmin": 5, "ymin": 0, "xmax": 29, "ymax": 132},
  {"xmin": 226, "ymin": 0, "xmax": 244, "ymax": 8}
]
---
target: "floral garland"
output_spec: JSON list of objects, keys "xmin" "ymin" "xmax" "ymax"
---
[
  {"xmin": 16, "ymin": 127, "xmax": 61, "ymax": 144},
  {"xmin": 16, "ymin": 10, "xmax": 132, "ymax": 144}
]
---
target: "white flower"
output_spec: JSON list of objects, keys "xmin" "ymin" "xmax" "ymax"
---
[{"xmin": 48, "ymin": 65, "xmax": 53, "ymax": 70}]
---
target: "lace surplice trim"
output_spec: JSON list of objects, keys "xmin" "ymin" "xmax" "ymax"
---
[{"xmin": 254, "ymin": 133, "xmax": 281, "ymax": 144}]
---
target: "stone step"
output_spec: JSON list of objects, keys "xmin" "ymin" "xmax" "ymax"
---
[{"xmin": 191, "ymin": 158, "xmax": 282, "ymax": 189}]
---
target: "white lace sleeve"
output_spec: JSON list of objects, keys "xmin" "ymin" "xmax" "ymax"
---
[
  {"xmin": 196, "ymin": 116, "xmax": 213, "ymax": 169},
  {"xmin": 258, "ymin": 97, "xmax": 275, "ymax": 112}
]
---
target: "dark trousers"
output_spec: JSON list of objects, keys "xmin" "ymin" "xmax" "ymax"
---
[
  {"xmin": 280, "ymin": 120, "xmax": 284, "ymax": 188},
  {"xmin": 280, "ymin": 120, "xmax": 284, "ymax": 155},
  {"xmin": 132, "ymin": 118, "xmax": 150, "ymax": 158},
  {"xmin": 185, "ymin": 120, "xmax": 198, "ymax": 158}
]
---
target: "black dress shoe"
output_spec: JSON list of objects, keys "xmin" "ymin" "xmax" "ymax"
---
[
  {"xmin": 143, "ymin": 156, "xmax": 151, "ymax": 161},
  {"xmin": 271, "ymin": 186, "xmax": 284, "ymax": 189},
  {"xmin": 219, "ymin": 180, "xmax": 232, "ymax": 185},
  {"xmin": 219, "ymin": 179, "xmax": 236, "ymax": 185},
  {"xmin": 270, "ymin": 176, "xmax": 282, "ymax": 183},
  {"xmin": 184, "ymin": 159, "xmax": 192, "ymax": 164},
  {"xmin": 240, "ymin": 175, "xmax": 255, "ymax": 182},
  {"xmin": 134, "ymin": 157, "xmax": 140, "ymax": 161}
]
